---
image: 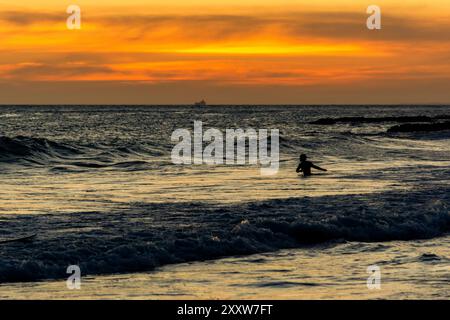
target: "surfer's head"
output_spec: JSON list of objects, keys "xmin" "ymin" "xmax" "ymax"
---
[{"xmin": 300, "ymin": 154, "xmax": 307, "ymax": 161}]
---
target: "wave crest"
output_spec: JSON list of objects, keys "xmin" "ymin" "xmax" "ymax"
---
[
  {"xmin": 0, "ymin": 135, "xmax": 167, "ymax": 169},
  {"xmin": 0, "ymin": 187, "xmax": 449, "ymax": 282}
]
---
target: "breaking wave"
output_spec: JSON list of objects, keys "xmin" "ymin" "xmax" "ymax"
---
[{"xmin": 0, "ymin": 187, "xmax": 449, "ymax": 283}]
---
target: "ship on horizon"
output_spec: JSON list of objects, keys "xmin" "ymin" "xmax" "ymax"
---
[{"xmin": 194, "ymin": 99, "xmax": 207, "ymax": 106}]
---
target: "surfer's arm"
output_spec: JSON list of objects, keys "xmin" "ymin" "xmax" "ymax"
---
[
  {"xmin": 312, "ymin": 164, "xmax": 327, "ymax": 171},
  {"xmin": 296, "ymin": 164, "xmax": 302, "ymax": 173}
]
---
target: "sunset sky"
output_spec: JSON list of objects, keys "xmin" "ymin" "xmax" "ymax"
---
[{"xmin": 1, "ymin": 0, "xmax": 450, "ymax": 104}]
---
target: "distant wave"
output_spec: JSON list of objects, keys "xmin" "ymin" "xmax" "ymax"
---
[
  {"xmin": 0, "ymin": 136, "xmax": 80, "ymax": 160},
  {"xmin": 310, "ymin": 115, "xmax": 450, "ymax": 125},
  {"xmin": 0, "ymin": 135, "xmax": 168, "ymax": 170},
  {"xmin": 387, "ymin": 121, "xmax": 450, "ymax": 133},
  {"xmin": 0, "ymin": 134, "xmax": 298, "ymax": 169},
  {"xmin": 0, "ymin": 187, "xmax": 448, "ymax": 282}
]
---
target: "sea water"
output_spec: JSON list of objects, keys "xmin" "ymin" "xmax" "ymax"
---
[{"xmin": 0, "ymin": 105, "xmax": 449, "ymax": 298}]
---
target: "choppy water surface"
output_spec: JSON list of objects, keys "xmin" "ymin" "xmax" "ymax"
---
[{"xmin": 0, "ymin": 105, "xmax": 449, "ymax": 298}]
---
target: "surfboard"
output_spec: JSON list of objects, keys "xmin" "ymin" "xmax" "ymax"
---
[{"xmin": 0, "ymin": 233, "xmax": 37, "ymax": 244}]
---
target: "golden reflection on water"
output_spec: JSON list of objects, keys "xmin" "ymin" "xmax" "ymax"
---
[
  {"xmin": 1, "ymin": 237, "xmax": 448, "ymax": 299},
  {"xmin": 0, "ymin": 159, "xmax": 423, "ymax": 215}
]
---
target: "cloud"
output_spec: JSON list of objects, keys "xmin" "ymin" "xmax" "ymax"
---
[
  {"xmin": 2, "ymin": 10, "xmax": 450, "ymax": 43},
  {"xmin": 92, "ymin": 12, "xmax": 450, "ymax": 43},
  {"xmin": 2, "ymin": 63, "xmax": 117, "ymax": 80},
  {"xmin": 0, "ymin": 11, "xmax": 61, "ymax": 25},
  {"xmin": 292, "ymin": 12, "xmax": 450, "ymax": 42}
]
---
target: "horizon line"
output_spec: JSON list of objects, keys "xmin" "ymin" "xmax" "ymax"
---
[{"xmin": 1, "ymin": 103, "xmax": 449, "ymax": 106}]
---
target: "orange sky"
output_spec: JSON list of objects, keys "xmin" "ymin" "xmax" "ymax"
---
[{"xmin": 1, "ymin": 1, "xmax": 450, "ymax": 104}]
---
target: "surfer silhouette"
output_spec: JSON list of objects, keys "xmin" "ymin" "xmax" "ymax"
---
[{"xmin": 296, "ymin": 154, "xmax": 327, "ymax": 176}]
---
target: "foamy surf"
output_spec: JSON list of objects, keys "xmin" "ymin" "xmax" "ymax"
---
[
  {"xmin": 0, "ymin": 187, "xmax": 448, "ymax": 282},
  {"xmin": 1, "ymin": 236, "xmax": 449, "ymax": 299}
]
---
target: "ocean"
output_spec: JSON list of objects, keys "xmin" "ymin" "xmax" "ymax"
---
[{"xmin": 0, "ymin": 105, "xmax": 449, "ymax": 299}]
